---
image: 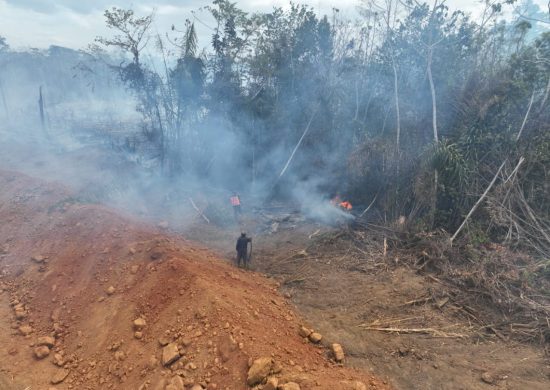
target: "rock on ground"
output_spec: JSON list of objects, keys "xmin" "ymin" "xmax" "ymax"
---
[
  {"xmin": 247, "ymin": 357, "xmax": 273, "ymax": 386},
  {"xmin": 481, "ymin": 372, "xmax": 495, "ymax": 384},
  {"xmin": 51, "ymin": 369, "xmax": 70, "ymax": 384},
  {"xmin": 31, "ymin": 255, "xmax": 47, "ymax": 263},
  {"xmin": 343, "ymin": 380, "xmax": 367, "ymax": 390},
  {"xmin": 152, "ymin": 379, "xmax": 166, "ymax": 390},
  {"xmin": 298, "ymin": 326, "xmax": 312, "ymax": 338},
  {"xmin": 36, "ymin": 336, "xmax": 55, "ymax": 348},
  {"xmin": 34, "ymin": 345, "xmax": 50, "ymax": 359},
  {"xmin": 18, "ymin": 325, "xmax": 33, "ymax": 336},
  {"xmin": 264, "ymin": 377, "xmax": 278, "ymax": 390},
  {"xmin": 308, "ymin": 332, "xmax": 322, "ymax": 343},
  {"xmin": 162, "ymin": 343, "xmax": 180, "ymax": 366},
  {"xmin": 279, "ymin": 382, "xmax": 301, "ymax": 390},
  {"xmin": 133, "ymin": 318, "xmax": 146, "ymax": 330},
  {"xmin": 331, "ymin": 343, "xmax": 345, "ymax": 362},
  {"xmin": 168, "ymin": 375, "xmax": 185, "ymax": 390}
]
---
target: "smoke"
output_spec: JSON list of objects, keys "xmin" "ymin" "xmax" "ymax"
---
[
  {"xmin": 0, "ymin": 4, "xmax": 426, "ymax": 229},
  {"xmin": 0, "ymin": 43, "xmax": 349, "ymax": 228},
  {"xmin": 2, "ymin": 1, "xmax": 544, "ymax": 232}
]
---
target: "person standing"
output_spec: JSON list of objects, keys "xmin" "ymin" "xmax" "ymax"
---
[
  {"xmin": 230, "ymin": 192, "xmax": 242, "ymax": 220},
  {"xmin": 235, "ymin": 232, "xmax": 252, "ymax": 268}
]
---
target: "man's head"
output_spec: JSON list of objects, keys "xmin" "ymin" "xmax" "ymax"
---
[{"xmin": 241, "ymin": 232, "xmax": 246, "ymax": 237}]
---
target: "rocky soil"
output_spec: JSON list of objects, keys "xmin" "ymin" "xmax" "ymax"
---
[{"xmin": 0, "ymin": 170, "xmax": 389, "ymax": 390}]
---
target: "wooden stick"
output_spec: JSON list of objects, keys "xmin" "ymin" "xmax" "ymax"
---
[
  {"xmin": 450, "ymin": 160, "xmax": 507, "ymax": 244},
  {"xmin": 283, "ymin": 277, "xmax": 306, "ymax": 285},
  {"xmin": 360, "ymin": 194, "xmax": 378, "ymax": 217},
  {"xmin": 277, "ymin": 105, "xmax": 319, "ymax": 179},
  {"xmin": 189, "ymin": 197, "xmax": 210, "ymax": 224},
  {"xmin": 361, "ymin": 327, "xmax": 465, "ymax": 338},
  {"xmin": 358, "ymin": 316, "xmax": 423, "ymax": 327},
  {"xmin": 503, "ymin": 156, "xmax": 525, "ymax": 184},
  {"xmin": 400, "ymin": 296, "xmax": 433, "ymax": 306},
  {"xmin": 308, "ymin": 229, "xmax": 321, "ymax": 239},
  {"xmin": 516, "ymin": 89, "xmax": 535, "ymax": 141}
]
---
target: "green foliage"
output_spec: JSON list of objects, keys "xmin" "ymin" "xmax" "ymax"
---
[
  {"xmin": 95, "ymin": 7, "xmax": 153, "ymax": 64},
  {"xmin": 90, "ymin": 2, "xmax": 549, "ymax": 246},
  {"xmin": 465, "ymin": 222, "xmax": 491, "ymax": 246}
]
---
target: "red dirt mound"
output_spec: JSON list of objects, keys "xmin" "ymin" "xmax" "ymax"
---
[{"xmin": 0, "ymin": 170, "xmax": 388, "ymax": 390}]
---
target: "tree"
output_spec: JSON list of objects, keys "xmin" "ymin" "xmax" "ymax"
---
[
  {"xmin": 95, "ymin": 8, "xmax": 153, "ymax": 65},
  {"xmin": 84, "ymin": 1, "xmax": 549, "ymax": 249},
  {"xmin": 0, "ymin": 36, "xmax": 8, "ymax": 53}
]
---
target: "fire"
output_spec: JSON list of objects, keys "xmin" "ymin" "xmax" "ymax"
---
[
  {"xmin": 340, "ymin": 201, "xmax": 352, "ymax": 210},
  {"xmin": 330, "ymin": 195, "xmax": 352, "ymax": 211}
]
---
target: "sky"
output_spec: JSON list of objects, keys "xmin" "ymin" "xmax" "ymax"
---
[{"xmin": 0, "ymin": 0, "xmax": 547, "ymax": 50}]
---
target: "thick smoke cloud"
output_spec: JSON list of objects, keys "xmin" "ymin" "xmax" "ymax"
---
[{"xmin": 0, "ymin": 40, "xmax": 348, "ymax": 228}]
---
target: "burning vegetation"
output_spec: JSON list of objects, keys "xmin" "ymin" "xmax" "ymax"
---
[{"xmin": 0, "ymin": 0, "xmax": 550, "ymax": 389}]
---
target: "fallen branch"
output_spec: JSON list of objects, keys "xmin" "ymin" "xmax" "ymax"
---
[
  {"xmin": 283, "ymin": 277, "xmax": 306, "ymax": 285},
  {"xmin": 360, "ymin": 194, "xmax": 378, "ymax": 217},
  {"xmin": 277, "ymin": 105, "xmax": 319, "ymax": 180},
  {"xmin": 358, "ymin": 316, "xmax": 423, "ymax": 327},
  {"xmin": 516, "ymin": 88, "xmax": 535, "ymax": 141},
  {"xmin": 400, "ymin": 296, "xmax": 433, "ymax": 306},
  {"xmin": 189, "ymin": 197, "xmax": 210, "ymax": 224},
  {"xmin": 450, "ymin": 160, "xmax": 508, "ymax": 243},
  {"xmin": 308, "ymin": 229, "xmax": 321, "ymax": 239},
  {"xmin": 360, "ymin": 327, "xmax": 465, "ymax": 338}
]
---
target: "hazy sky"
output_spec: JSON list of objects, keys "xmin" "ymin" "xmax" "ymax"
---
[{"xmin": 0, "ymin": 0, "xmax": 545, "ymax": 50}]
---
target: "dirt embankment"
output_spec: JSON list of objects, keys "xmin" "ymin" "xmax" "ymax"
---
[
  {"xmin": 181, "ymin": 215, "xmax": 550, "ymax": 390},
  {"xmin": 0, "ymin": 170, "xmax": 388, "ymax": 390}
]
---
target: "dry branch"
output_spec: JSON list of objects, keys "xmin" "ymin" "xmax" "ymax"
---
[
  {"xmin": 360, "ymin": 327, "xmax": 465, "ymax": 338},
  {"xmin": 516, "ymin": 88, "xmax": 535, "ymax": 141},
  {"xmin": 358, "ymin": 316, "xmax": 423, "ymax": 327},
  {"xmin": 400, "ymin": 296, "xmax": 433, "ymax": 306},
  {"xmin": 450, "ymin": 159, "xmax": 508, "ymax": 243},
  {"xmin": 360, "ymin": 194, "xmax": 378, "ymax": 217},
  {"xmin": 277, "ymin": 105, "xmax": 319, "ymax": 179},
  {"xmin": 189, "ymin": 197, "xmax": 210, "ymax": 224}
]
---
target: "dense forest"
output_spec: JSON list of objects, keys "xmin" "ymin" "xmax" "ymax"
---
[{"xmin": 1, "ymin": 0, "xmax": 549, "ymax": 253}]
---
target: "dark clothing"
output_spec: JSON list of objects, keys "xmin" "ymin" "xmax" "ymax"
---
[
  {"xmin": 236, "ymin": 236, "xmax": 251, "ymax": 267},
  {"xmin": 236, "ymin": 236, "xmax": 251, "ymax": 253},
  {"xmin": 236, "ymin": 250, "xmax": 248, "ymax": 267}
]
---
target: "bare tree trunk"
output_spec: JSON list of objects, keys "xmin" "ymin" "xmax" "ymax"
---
[
  {"xmin": 0, "ymin": 77, "xmax": 8, "ymax": 120},
  {"xmin": 354, "ymin": 79, "xmax": 360, "ymax": 121},
  {"xmin": 427, "ymin": 48, "xmax": 438, "ymax": 143},
  {"xmin": 252, "ymin": 118, "xmax": 256, "ymax": 194},
  {"xmin": 154, "ymin": 103, "xmax": 165, "ymax": 174},
  {"xmin": 392, "ymin": 61, "xmax": 401, "ymax": 151},
  {"xmin": 427, "ymin": 47, "xmax": 439, "ymax": 227},
  {"xmin": 516, "ymin": 88, "xmax": 535, "ymax": 141},
  {"xmin": 38, "ymin": 86, "xmax": 48, "ymax": 138},
  {"xmin": 539, "ymin": 75, "xmax": 549, "ymax": 112}
]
